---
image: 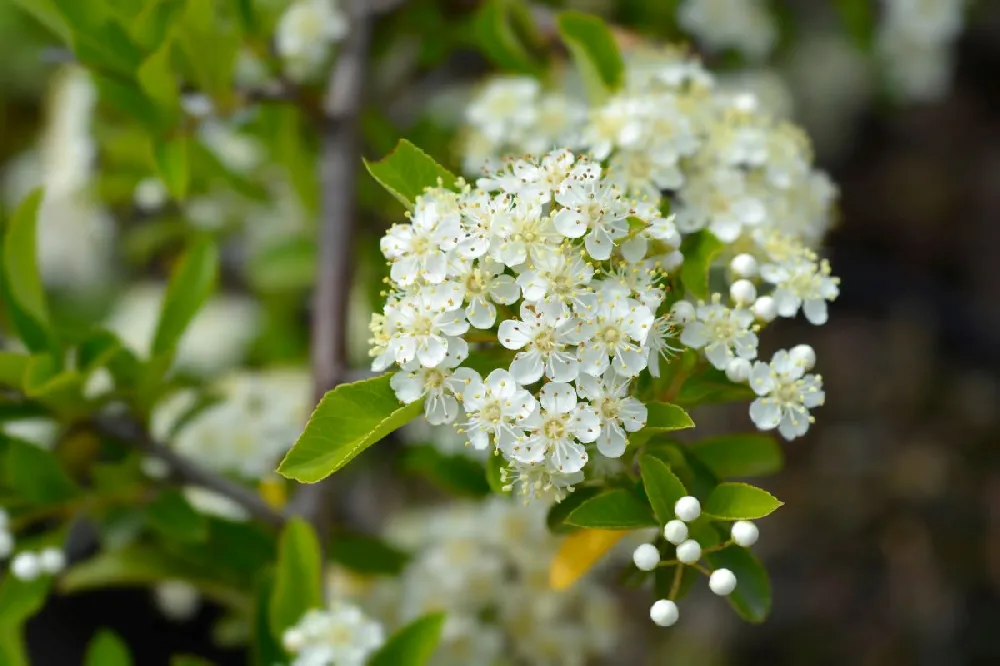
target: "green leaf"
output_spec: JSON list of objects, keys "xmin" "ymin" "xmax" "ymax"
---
[
  {"xmin": 21, "ymin": 354, "xmax": 84, "ymax": 413},
  {"xmin": 402, "ymin": 445, "xmax": 490, "ymax": 498},
  {"xmin": 674, "ymin": 370, "xmax": 755, "ymax": 407},
  {"xmin": 175, "ymin": 13, "xmax": 239, "ymax": 99},
  {"xmin": 485, "ymin": 451, "xmax": 508, "ymax": 495},
  {"xmin": 689, "ymin": 434, "xmax": 783, "ymax": 478},
  {"xmin": 834, "ymin": 0, "xmax": 876, "ymax": 52},
  {"xmin": 328, "ymin": 533, "xmax": 410, "ymax": 577},
  {"xmin": 130, "ymin": 0, "xmax": 185, "ymax": 51},
  {"xmin": 269, "ymin": 518, "xmax": 323, "ymax": 639},
  {"xmin": 679, "ymin": 230, "xmax": 724, "ymax": 301},
  {"xmin": 363, "ymin": 140, "xmax": 457, "ymax": 210},
  {"xmin": 247, "ymin": 236, "xmax": 317, "ymax": 293},
  {"xmin": 150, "ymin": 135, "xmax": 189, "ymax": 201},
  {"xmin": 10, "ymin": 0, "xmax": 72, "ymax": 42},
  {"xmin": 0, "ymin": 575, "xmax": 50, "ymax": 665},
  {"xmin": 703, "ymin": 482, "xmax": 782, "ymax": 521},
  {"xmin": 556, "ymin": 11, "xmax": 623, "ymax": 103},
  {"xmin": 705, "ymin": 545, "xmax": 771, "ymax": 623},
  {"xmin": 138, "ymin": 39, "xmax": 179, "ymax": 111},
  {"xmin": 277, "ymin": 374, "xmax": 424, "ymax": 483},
  {"xmin": 151, "ymin": 236, "xmax": 219, "ymax": 357},
  {"xmin": 84, "ymin": 630, "xmax": 132, "ymax": 666},
  {"xmin": 369, "ymin": 612, "xmax": 446, "ymax": 666},
  {"xmin": 93, "ymin": 74, "xmax": 166, "ymax": 131},
  {"xmin": 0, "ymin": 353, "xmax": 29, "ymax": 390},
  {"xmin": 566, "ymin": 488, "xmax": 657, "ymax": 530},
  {"xmin": 546, "ymin": 486, "xmax": 601, "ymax": 533},
  {"xmin": 3, "ymin": 439, "xmax": 79, "ymax": 504},
  {"xmin": 147, "ymin": 489, "xmax": 210, "ymax": 542},
  {"xmin": 629, "ymin": 402, "xmax": 694, "ymax": 447},
  {"xmin": 472, "ymin": 0, "xmax": 544, "ymax": 74},
  {"xmin": 638, "ymin": 454, "xmax": 687, "ymax": 524},
  {"xmin": 170, "ymin": 656, "xmax": 213, "ymax": 666},
  {"xmin": 645, "ymin": 442, "xmax": 718, "ymax": 499},
  {"xmin": 251, "ymin": 572, "xmax": 285, "ymax": 666},
  {"xmin": 2, "ymin": 190, "xmax": 54, "ymax": 353}
]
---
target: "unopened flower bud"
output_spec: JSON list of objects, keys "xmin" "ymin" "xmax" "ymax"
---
[
  {"xmin": 674, "ymin": 496, "xmax": 701, "ymax": 522},
  {"xmin": 11, "ymin": 552, "xmax": 40, "ymax": 581},
  {"xmin": 731, "ymin": 520, "xmax": 759, "ymax": 547},
  {"xmin": 725, "ymin": 358, "xmax": 751, "ymax": 383},
  {"xmin": 790, "ymin": 344, "xmax": 816, "ymax": 370},
  {"xmin": 633, "ymin": 543, "xmax": 661, "ymax": 571},
  {"xmin": 649, "ymin": 599, "xmax": 679, "ymax": 627},
  {"xmin": 709, "ymin": 568, "xmax": 737, "ymax": 596},
  {"xmin": 730, "ymin": 253, "xmax": 758, "ymax": 278},
  {"xmin": 753, "ymin": 296, "xmax": 777, "ymax": 322},
  {"xmin": 663, "ymin": 520, "xmax": 688, "ymax": 545},
  {"xmin": 676, "ymin": 539, "xmax": 702, "ymax": 564}
]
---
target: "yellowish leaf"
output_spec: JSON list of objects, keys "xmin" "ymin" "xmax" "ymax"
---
[{"xmin": 549, "ymin": 529, "xmax": 626, "ymax": 591}]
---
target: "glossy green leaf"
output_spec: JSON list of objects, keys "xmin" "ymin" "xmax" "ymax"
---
[
  {"xmin": 638, "ymin": 454, "xmax": 687, "ymax": 524},
  {"xmin": 679, "ymin": 230, "xmax": 724, "ymax": 301},
  {"xmin": 629, "ymin": 402, "xmax": 694, "ymax": 447},
  {"xmin": 546, "ymin": 486, "xmax": 601, "ymax": 533},
  {"xmin": 277, "ymin": 374, "xmax": 424, "ymax": 483},
  {"xmin": 269, "ymin": 518, "xmax": 323, "ymax": 639},
  {"xmin": 369, "ymin": 612, "xmax": 446, "ymax": 666},
  {"xmin": 705, "ymin": 545, "xmax": 771, "ymax": 623},
  {"xmin": 151, "ymin": 236, "xmax": 219, "ymax": 357},
  {"xmin": 147, "ymin": 489, "xmax": 209, "ymax": 542},
  {"xmin": 674, "ymin": 369, "xmax": 755, "ymax": 407},
  {"xmin": 328, "ymin": 533, "xmax": 410, "ymax": 577},
  {"xmin": 556, "ymin": 11, "xmax": 623, "ymax": 102},
  {"xmin": 84, "ymin": 630, "xmax": 132, "ymax": 666},
  {"xmin": 150, "ymin": 135, "xmax": 189, "ymax": 201},
  {"xmin": 2, "ymin": 190, "xmax": 54, "ymax": 353},
  {"xmin": 473, "ymin": 0, "xmax": 544, "ymax": 74},
  {"xmin": 703, "ymin": 482, "xmax": 782, "ymax": 521},
  {"xmin": 3, "ymin": 438, "xmax": 79, "ymax": 504},
  {"xmin": 689, "ymin": 433, "xmax": 783, "ymax": 478},
  {"xmin": 402, "ymin": 445, "xmax": 490, "ymax": 498},
  {"xmin": 566, "ymin": 488, "xmax": 657, "ymax": 530},
  {"xmin": 363, "ymin": 140, "xmax": 457, "ymax": 209}
]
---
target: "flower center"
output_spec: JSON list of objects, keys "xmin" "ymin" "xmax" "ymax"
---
[
  {"xmin": 465, "ymin": 270, "xmax": 487, "ymax": 295},
  {"xmin": 533, "ymin": 328, "xmax": 557, "ymax": 352},
  {"xmin": 411, "ymin": 315, "xmax": 434, "ymax": 337},
  {"xmin": 480, "ymin": 401, "xmax": 502, "ymax": 424},
  {"xmin": 600, "ymin": 324, "xmax": 622, "ymax": 345},
  {"xmin": 425, "ymin": 369, "xmax": 445, "ymax": 390},
  {"xmin": 543, "ymin": 416, "xmax": 567, "ymax": 440},
  {"xmin": 599, "ymin": 398, "xmax": 620, "ymax": 420}
]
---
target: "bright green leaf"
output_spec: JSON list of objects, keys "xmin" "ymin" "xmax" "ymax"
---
[
  {"xmin": 363, "ymin": 140, "xmax": 457, "ymax": 210},
  {"xmin": 473, "ymin": 0, "xmax": 544, "ymax": 74},
  {"xmin": 556, "ymin": 11, "xmax": 623, "ymax": 103},
  {"xmin": 138, "ymin": 40, "xmax": 179, "ymax": 111},
  {"xmin": 151, "ymin": 236, "xmax": 219, "ymax": 357},
  {"xmin": 402, "ymin": 445, "xmax": 490, "ymax": 498},
  {"xmin": 638, "ymin": 454, "xmax": 687, "ymax": 524},
  {"xmin": 130, "ymin": 0, "xmax": 184, "ymax": 50},
  {"xmin": 369, "ymin": 612, "xmax": 446, "ymax": 666},
  {"xmin": 3, "ymin": 439, "xmax": 79, "ymax": 504},
  {"xmin": 566, "ymin": 488, "xmax": 657, "ymax": 530},
  {"xmin": 147, "ymin": 489, "xmax": 209, "ymax": 542},
  {"xmin": 0, "ymin": 575, "xmax": 50, "ymax": 627},
  {"xmin": 0, "ymin": 353, "xmax": 29, "ymax": 390},
  {"xmin": 689, "ymin": 433, "xmax": 783, "ymax": 478},
  {"xmin": 84, "ymin": 630, "xmax": 132, "ymax": 666},
  {"xmin": 93, "ymin": 73, "xmax": 166, "ymax": 131},
  {"xmin": 150, "ymin": 135, "xmax": 189, "ymax": 201},
  {"xmin": 2, "ymin": 190, "xmax": 54, "ymax": 353},
  {"xmin": 629, "ymin": 402, "xmax": 694, "ymax": 447},
  {"xmin": 679, "ymin": 230, "xmax": 724, "ymax": 301},
  {"xmin": 277, "ymin": 374, "xmax": 424, "ymax": 483},
  {"xmin": 269, "ymin": 518, "xmax": 323, "ymax": 639},
  {"xmin": 705, "ymin": 545, "xmax": 771, "ymax": 623},
  {"xmin": 11, "ymin": 0, "xmax": 71, "ymax": 41},
  {"xmin": 703, "ymin": 482, "xmax": 782, "ymax": 521},
  {"xmin": 328, "ymin": 533, "xmax": 410, "ymax": 577}
]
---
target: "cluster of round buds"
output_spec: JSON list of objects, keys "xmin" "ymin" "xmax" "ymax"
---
[
  {"xmin": 631, "ymin": 498, "xmax": 762, "ymax": 627},
  {"xmin": 9, "ymin": 547, "xmax": 66, "ymax": 582}
]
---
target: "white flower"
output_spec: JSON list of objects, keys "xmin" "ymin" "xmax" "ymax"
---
[
  {"xmin": 466, "ymin": 78, "xmax": 541, "ymax": 143},
  {"xmin": 748, "ymin": 350, "xmax": 825, "ymax": 440},
  {"xmin": 516, "ymin": 250, "xmax": 595, "ymax": 319},
  {"xmin": 675, "ymin": 169, "xmax": 766, "ymax": 242},
  {"xmin": 154, "ymin": 581, "xmax": 201, "ymax": 622},
  {"xmin": 283, "ymin": 603, "xmax": 384, "ymax": 666},
  {"xmin": 488, "ymin": 198, "xmax": 561, "ymax": 267},
  {"xmin": 575, "ymin": 369, "xmax": 647, "ymax": 458},
  {"xmin": 498, "ymin": 304, "xmax": 586, "ymax": 384},
  {"xmin": 391, "ymin": 339, "xmax": 475, "ymax": 425},
  {"xmin": 461, "ymin": 369, "xmax": 537, "ymax": 451},
  {"xmin": 381, "ymin": 200, "xmax": 462, "ymax": 287},
  {"xmin": 577, "ymin": 296, "xmax": 654, "ymax": 378},
  {"xmin": 461, "ymin": 259, "xmax": 520, "ymax": 328},
  {"xmin": 761, "ymin": 256, "xmax": 839, "ymax": 325},
  {"xmin": 553, "ymin": 167, "xmax": 631, "ymax": 260},
  {"xmin": 387, "ymin": 284, "xmax": 469, "ymax": 368},
  {"xmin": 276, "ymin": 0, "xmax": 347, "ymax": 80},
  {"xmin": 517, "ymin": 382, "xmax": 599, "ymax": 473},
  {"xmin": 678, "ymin": 0, "xmax": 777, "ymax": 60},
  {"xmin": 680, "ymin": 299, "xmax": 758, "ymax": 369},
  {"xmin": 501, "ymin": 460, "xmax": 583, "ymax": 503}
]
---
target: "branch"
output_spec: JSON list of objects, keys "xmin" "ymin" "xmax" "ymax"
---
[{"xmin": 92, "ymin": 414, "xmax": 286, "ymax": 528}]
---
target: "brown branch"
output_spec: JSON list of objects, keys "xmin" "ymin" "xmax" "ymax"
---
[{"xmin": 91, "ymin": 414, "xmax": 286, "ymax": 528}]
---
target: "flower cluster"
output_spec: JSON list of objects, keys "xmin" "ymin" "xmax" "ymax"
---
[
  {"xmin": 349, "ymin": 498, "xmax": 621, "ymax": 665},
  {"xmin": 283, "ymin": 602, "xmax": 385, "ymax": 666},
  {"xmin": 877, "ymin": 0, "xmax": 964, "ymax": 101},
  {"xmin": 677, "ymin": 0, "xmax": 777, "ymax": 61},
  {"xmin": 631, "ymin": 496, "xmax": 761, "ymax": 626}
]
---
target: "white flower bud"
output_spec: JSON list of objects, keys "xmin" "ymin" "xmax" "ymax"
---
[
  {"xmin": 663, "ymin": 520, "xmax": 688, "ymax": 545},
  {"xmin": 674, "ymin": 496, "xmax": 701, "ymax": 522},
  {"xmin": 753, "ymin": 295, "xmax": 777, "ymax": 322},
  {"xmin": 670, "ymin": 301, "xmax": 696, "ymax": 324},
  {"xmin": 675, "ymin": 539, "xmax": 702, "ymax": 564},
  {"xmin": 11, "ymin": 552, "xmax": 40, "ymax": 581},
  {"xmin": 730, "ymin": 253, "xmax": 758, "ymax": 278},
  {"xmin": 38, "ymin": 548, "xmax": 66, "ymax": 574},
  {"xmin": 790, "ymin": 344, "xmax": 816, "ymax": 370},
  {"xmin": 725, "ymin": 358, "xmax": 751, "ymax": 383},
  {"xmin": 731, "ymin": 520, "xmax": 759, "ymax": 547},
  {"xmin": 649, "ymin": 599, "xmax": 679, "ymax": 627},
  {"xmin": 709, "ymin": 568, "xmax": 738, "ymax": 596},
  {"xmin": 730, "ymin": 279, "xmax": 757, "ymax": 306},
  {"xmin": 632, "ymin": 543, "xmax": 661, "ymax": 571},
  {"xmin": 0, "ymin": 531, "xmax": 13, "ymax": 559},
  {"xmin": 283, "ymin": 628, "xmax": 305, "ymax": 652}
]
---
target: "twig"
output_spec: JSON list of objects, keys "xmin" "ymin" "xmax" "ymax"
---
[{"xmin": 92, "ymin": 414, "xmax": 286, "ymax": 528}]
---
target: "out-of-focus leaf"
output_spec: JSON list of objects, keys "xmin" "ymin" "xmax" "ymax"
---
[
  {"xmin": 363, "ymin": 140, "xmax": 457, "ymax": 209},
  {"xmin": 472, "ymin": 0, "xmax": 544, "ymax": 74},
  {"xmin": 251, "ymin": 572, "xmax": 285, "ymax": 666},
  {"xmin": 3, "ymin": 438, "xmax": 79, "ymax": 504},
  {"xmin": 834, "ymin": 0, "xmax": 876, "ymax": 52},
  {"xmin": 402, "ymin": 445, "xmax": 490, "ymax": 498},
  {"xmin": 10, "ymin": 0, "xmax": 71, "ymax": 42},
  {"xmin": 549, "ymin": 529, "xmax": 625, "ymax": 591},
  {"xmin": 689, "ymin": 433, "xmax": 783, "ymax": 478},
  {"xmin": 328, "ymin": 532, "xmax": 410, "ymax": 577},
  {"xmin": 2, "ymin": 190, "xmax": 55, "ymax": 353},
  {"xmin": 277, "ymin": 374, "xmax": 423, "ymax": 483},
  {"xmin": 150, "ymin": 135, "xmax": 189, "ymax": 201},
  {"xmin": 138, "ymin": 39, "xmax": 179, "ymax": 112},
  {"xmin": 0, "ymin": 353, "xmax": 29, "ymax": 390},
  {"xmin": 556, "ymin": 11, "xmax": 623, "ymax": 102},
  {"xmin": 84, "ymin": 629, "xmax": 132, "ymax": 666},
  {"xmin": 269, "ymin": 518, "xmax": 323, "ymax": 639},
  {"xmin": 247, "ymin": 236, "xmax": 317, "ymax": 293},
  {"xmin": 368, "ymin": 612, "xmax": 446, "ymax": 666},
  {"xmin": 679, "ymin": 230, "xmax": 724, "ymax": 301},
  {"xmin": 147, "ymin": 489, "xmax": 209, "ymax": 542},
  {"xmin": 151, "ymin": 236, "xmax": 218, "ymax": 357},
  {"xmin": 485, "ymin": 451, "xmax": 508, "ymax": 495}
]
